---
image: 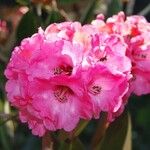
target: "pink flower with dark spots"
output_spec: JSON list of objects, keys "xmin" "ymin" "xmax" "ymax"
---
[
  {"xmin": 6, "ymin": 12, "xmax": 150, "ymax": 136},
  {"xmin": 81, "ymin": 65, "xmax": 129, "ymax": 119},
  {"xmin": 92, "ymin": 12, "xmax": 150, "ymax": 96},
  {"xmin": 86, "ymin": 33, "xmax": 132, "ymax": 76},
  {"xmin": 5, "ymin": 24, "xmax": 92, "ymax": 136}
]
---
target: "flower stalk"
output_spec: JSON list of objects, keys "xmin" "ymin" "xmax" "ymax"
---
[{"xmin": 42, "ymin": 132, "xmax": 54, "ymax": 150}]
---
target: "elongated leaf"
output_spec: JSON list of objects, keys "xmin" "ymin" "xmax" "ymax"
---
[
  {"xmin": 0, "ymin": 125, "xmax": 12, "ymax": 150},
  {"xmin": 16, "ymin": 0, "xmax": 30, "ymax": 5},
  {"xmin": 16, "ymin": 10, "xmax": 38, "ymax": 44},
  {"xmin": 59, "ymin": 0, "xmax": 80, "ymax": 4},
  {"xmin": 22, "ymin": 135, "xmax": 41, "ymax": 150},
  {"xmin": 91, "ymin": 113, "xmax": 108, "ymax": 148},
  {"xmin": 58, "ymin": 120, "xmax": 89, "ymax": 142},
  {"xmin": 123, "ymin": 113, "xmax": 132, "ymax": 150},
  {"xmin": 73, "ymin": 120, "xmax": 89, "ymax": 137},
  {"xmin": 80, "ymin": 0, "xmax": 98, "ymax": 24},
  {"xmin": 96, "ymin": 110, "xmax": 130, "ymax": 150},
  {"xmin": 59, "ymin": 138, "xmax": 85, "ymax": 150},
  {"xmin": 45, "ymin": 10, "xmax": 65, "ymax": 27},
  {"xmin": 107, "ymin": 0, "xmax": 123, "ymax": 17}
]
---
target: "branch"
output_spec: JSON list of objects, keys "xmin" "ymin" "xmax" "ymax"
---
[
  {"xmin": 0, "ymin": 112, "xmax": 18, "ymax": 126},
  {"xmin": 91, "ymin": 112, "xmax": 109, "ymax": 149},
  {"xmin": 126, "ymin": 0, "xmax": 135, "ymax": 15},
  {"xmin": 137, "ymin": 3, "xmax": 150, "ymax": 16},
  {"xmin": 42, "ymin": 132, "xmax": 54, "ymax": 150},
  {"xmin": 0, "ymin": 50, "xmax": 7, "ymax": 63}
]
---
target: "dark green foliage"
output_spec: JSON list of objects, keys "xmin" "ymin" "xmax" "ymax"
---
[
  {"xmin": 16, "ymin": 10, "xmax": 38, "ymax": 44},
  {"xmin": 97, "ymin": 110, "xmax": 129, "ymax": 150},
  {"xmin": 107, "ymin": 0, "xmax": 122, "ymax": 18}
]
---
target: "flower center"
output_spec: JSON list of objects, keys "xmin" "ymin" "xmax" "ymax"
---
[
  {"xmin": 54, "ymin": 86, "xmax": 72, "ymax": 103},
  {"xmin": 53, "ymin": 65, "xmax": 72, "ymax": 75},
  {"xmin": 99, "ymin": 56, "xmax": 107, "ymax": 61},
  {"xmin": 132, "ymin": 50, "xmax": 149, "ymax": 61},
  {"xmin": 89, "ymin": 85, "xmax": 101, "ymax": 95}
]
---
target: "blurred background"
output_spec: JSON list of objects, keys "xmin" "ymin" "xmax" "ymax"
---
[{"xmin": 0, "ymin": 0, "xmax": 150, "ymax": 150}]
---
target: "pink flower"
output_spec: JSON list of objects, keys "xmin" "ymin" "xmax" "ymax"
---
[
  {"xmin": 85, "ymin": 33, "xmax": 132, "ymax": 76},
  {"xmin": 5, "ymin": 25, "xmax": 92, "ymax": 136},
  {"xmin": 125, "ymin": 16, "xmax": 150, "ymax": 96},
  {"xmin": 92, "ymin": 12, "xmax": 150, "ymax": 96},
  {"xmin": 128, "ymin": 33, "xmax": 150, "ymax": 95},
  {"xmin": 13, "ymin": 74, "xmax": 91, "ymax": 136},
  {"xmin": 44, "ymin": 22, "xmax": 81, "ymax": 41},
  {"xmin": 45, "ymin": 22, "xmax": 97, "ymax": 54},
  {"xmin": 81, "ymin": 65, "xmax": 129, "ymax": 120},
  {"xmin": 5, "ymin": 19, "xmax": 131, "ymax": 136}
]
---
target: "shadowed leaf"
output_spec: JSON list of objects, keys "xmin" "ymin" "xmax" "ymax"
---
[
  {"xmin": 16, "ymin": 0, "xmax": 30, "ymax": 5},
  {"xmin": 107, "ymin": 0, "xmax": 122, "ymax": 17},
  {"xmin": 96, "ymin": 110, "xmax": 131, "ymax": 150},
  {"xmin": 59, "ymin": 137, "xmax": 85, "ymax": 150},
  {"xmin": 59, "ymin": 0, "xmax": 80, "ymax": 4},
  {"xmin": 80, "ymin": 0, "xmax": 98, "ymax": 24},
  {"xmin": 16, "ymin": 10, "xmax": 38, "ymax": 44},
  {"xmin": 45, "ymin": 10, "xmax": 65, "ymax": 27}
]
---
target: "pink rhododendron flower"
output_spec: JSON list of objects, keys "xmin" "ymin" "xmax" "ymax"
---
[
  {"xmin": 45, "ymin": 22, "xmax": 97, "ymax": 53},
  {"xmin": 92, "ymin": 12, "xmax": 150, "ymax": 96},
  {"xmin": 85, "ymin": 33, "xmax": 131, "ymax": 76},
  {"xmin": 124, "ymin": 16, "xmax": 150, "ymax": 95},
  {"xmin": 81, "ymin": 65, "xmax": 129, "ymax": 120},
  {"xmin": 5, "ymin": 21, "xmax": 129, "ymax": 136},
  {"xmin": 128, "ymin": 32, "xmax": 150, "ymax": 95},
  {"xmin": 5, "ymin": 25, "xmax": 92, "ymax": 136},
  {"xmin": 6, "ymin": 12, "xmax": 150, "ymax": 137}
]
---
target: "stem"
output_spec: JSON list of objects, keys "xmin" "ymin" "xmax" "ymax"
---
[
  {"xmin": 69, "ymin": 142, "xmax": 73, "ymax": 150},
  {"xmin": 42, "ymin": 132, "xmax": 54, "ymax": 150},
  {"xmin": 80, "ymin": 0, "xmax": 98, "ymax": 24},
  {"xmin": 59, "ymin": 9, "xmax": 71, "ymax": 21},
  {"xmin": 126, "ymin": 0, "xmax": 135, "ymax": 15},
  {"xmin": 91, "ymin": 112, "xmax": 109, "ymax": 149},
  {"xmin": 137, "ymin": 3, "xmax": 150, "ymax": 16},
  {"xmin": 72, "ymin": 120, "xmax": 89, "ymax": 137},
  {"xmin": 0, "ymin": 112, "xmax": 17, "ymax": 120},
  {"xmin": 0, "ymin": 50, "xmax": 7, "ymax": 63}
]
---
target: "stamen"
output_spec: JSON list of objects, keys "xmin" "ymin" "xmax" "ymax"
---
[
  {"xmin": 54, "ymin": 86, "xmax": 71, "ymax": 103},
  {"xmin": 62, "ymin": 66, "xmax": 72, "ymax": 75},
  {"xmin": 132, "ymin": 51, "xmax": 148, "ymax": 61},
  {"xmin": 53, "ymin": 67, "xmax": 63, "ymax": 75},
  {"xmin": 130, "ymin": 74, "xmax": 136, "ymax": 81},
  {"xmin": 89, "ymin": 85, "xmax": 101, "ymax": 95},
  {"xmin": 99, "ymin": 56, "xmax": 107, "ymax": 61},
  {"xmin": 53, "ymin": 66, "xmax": 72, "ymax": 75}
]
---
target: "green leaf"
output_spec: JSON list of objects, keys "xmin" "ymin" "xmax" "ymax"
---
[
  {"xmin": 96, "ymin": 110, "xmax": 131, "ymax": 150},
  {"xmin": 16, "ymin": 10, "xmax": 38, "ymax": 44},
  {"xmin": 45, "ymin": 10, "xmax": 65, "ymax": 26},
  {"xmin": 123, "ymin": 113, "xmax": 132, "ymax": 150},
  {"xmin": 106, "ymin": 0, "xmax": 123, "ymax": 17},
  {"xmin": 58, "ymin": 120, "xmax": 89, "ymax": 142},
  {"xmin": 80, "ymin": 0, "xmax": 98, "ymax": 24},
  {"xmin": 59, "ymin": 138, "xmax": 85, "ymax": 150},
  {"xmin": 16, "ymin": 0, "xmax": 30, "ymax": 5},
  {"xmin": 136, "ymin": 107, "xmax": 150, "ymax": 129},
  {"xmin": 73, "ymin": 120, "xmax": 89, "ymax": 137},
  {"xmin": 0, "ymin": 125, "xmax": 12, "ymax": 150},
  {"xmin": 59, "ymin": 0, "xmax": 80, "ymax": 4},
  {"xmin": 23, "ymin": 136, "xmax": 41, "ymax": 150},
  {"xmin": 91, "ymin": 112, "xmax": 108, "ymax": 149}
]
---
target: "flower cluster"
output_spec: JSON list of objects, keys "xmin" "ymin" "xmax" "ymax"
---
[
  {"xmin": 5, "ymin": 12, "xmax": 150, "ymax": 136},
  {"xmin": 92, "ymin": 12, "xmax": 150, "ymax": 96}
]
